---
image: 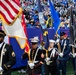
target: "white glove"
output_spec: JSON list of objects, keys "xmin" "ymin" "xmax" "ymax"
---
[
  {"xmin": 46, "ymin": 61, "xmax": 51, "ymax": 65},
  {"xmin": 28, "ymin": 63, "xmax": 34, "ymax": 69},
  {"xmin": 45, "ymin": 57, "xmax": 50, "ymax": 62},
  {"xmin": 73, "ymin": 53, "xmax": 76, "ymax": 58},
  {"xmin": 45, "ymin": 57, "xmax": 50, "ymax": 65},
  {"xmin": 59, "ymin": 53, "xmax": 63, "ymax": 57},
  {"xmin": 45, "ymin": 57, "xmax": 53, "ymax": 65},
  {"xmin": 56, "ymin": 39, "xmax": 60, "ymax": 43},
  {"xmin": 0, "ymin": 67, "xmax": 3, "ymax": 72}
]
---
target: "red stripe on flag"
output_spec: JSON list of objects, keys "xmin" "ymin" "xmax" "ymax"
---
[
  {"xmin": 0, "ymin": 11, "xmax": 11, "ymax": 24},
  {"xmin": 14, "ymin": 0, "xmax": 21, "ymax": 6},
  {"xmin": 22, "ymin": 15, "xmax": 27, "ymax": 36},
  {"xmin": 0, "ymin": 1, "xmax": 15, "ymax": 20},
  {"xmin": 5, "ymin": 0, "xmax": 19, "ymax": 14},
  {"xmin": 21, "ymin": 13, "xmax": 30, "ymax": 52}
]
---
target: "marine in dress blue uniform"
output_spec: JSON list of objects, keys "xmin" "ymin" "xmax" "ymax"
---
[
  {"xmin": 22, "ymin": 36, "xmax": 44, "ymax": 75},
  {"xmin": 0, "ymin": 30, "xmax": 16, "ymax": 75},
  {"xmin": 56, "ymin": 32, "xmax": 70, "ymax": 75}
]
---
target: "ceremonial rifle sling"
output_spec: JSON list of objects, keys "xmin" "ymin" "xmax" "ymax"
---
[
  {"xmin": 0, "ymin": 43, "xmax": 6, "ymax": 74},
  {"xmin": 62, "ymin": 40, "xmax": 66, "ymax": 53},
  {"xmin": 33, "ymin": 47, "xmax": 40, "ymax": 62}
]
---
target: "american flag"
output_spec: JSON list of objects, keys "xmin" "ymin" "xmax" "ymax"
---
[{"xmin": 0, "ymin": 0, "xmax": 22, "ymax": 24}]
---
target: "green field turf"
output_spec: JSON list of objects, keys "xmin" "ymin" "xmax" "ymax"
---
[{"xmin": 12, "ymin": 59, "xmax": 74, "ymax": 75}]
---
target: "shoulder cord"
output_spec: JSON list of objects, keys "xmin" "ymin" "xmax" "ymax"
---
[
  {"xmin": 33, "ymin": 47, "xmax": 40, "ymax": 62},
  {"xmin": 50, "ymin": 48, "xmax": 56, "ymax": 58},
  {"xmin": 0, "ymin": 43, "xmax": 6, "ymax": 67},
  {"xmin": 62, "ymin": 40, "xmax": 66, "ymax": 53}
]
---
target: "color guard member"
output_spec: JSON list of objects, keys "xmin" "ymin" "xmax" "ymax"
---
[
  {"xmin": 56, "ymin": 32, "xmax": 70, "ymax": 75},
  {"xmin": 0, "ymin": 30, "xmax": 16, "ymax": 75},
  {"xmin": 22, "ymin": 36, "xmax": 44, "ymax": 75},
  {"xmin": 44, "ymin": 39, "xmax": 58, "ymax": 75}
]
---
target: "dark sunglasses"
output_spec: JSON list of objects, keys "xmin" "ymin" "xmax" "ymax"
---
[{"xmin": 32, "ymin": 42, "xmax": 38, "ymax": 45}]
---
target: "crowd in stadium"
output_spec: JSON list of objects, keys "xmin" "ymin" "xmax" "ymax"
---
[{"xmin": 20, "ymin": 0, "xmax": 76, "ymax": 29}]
